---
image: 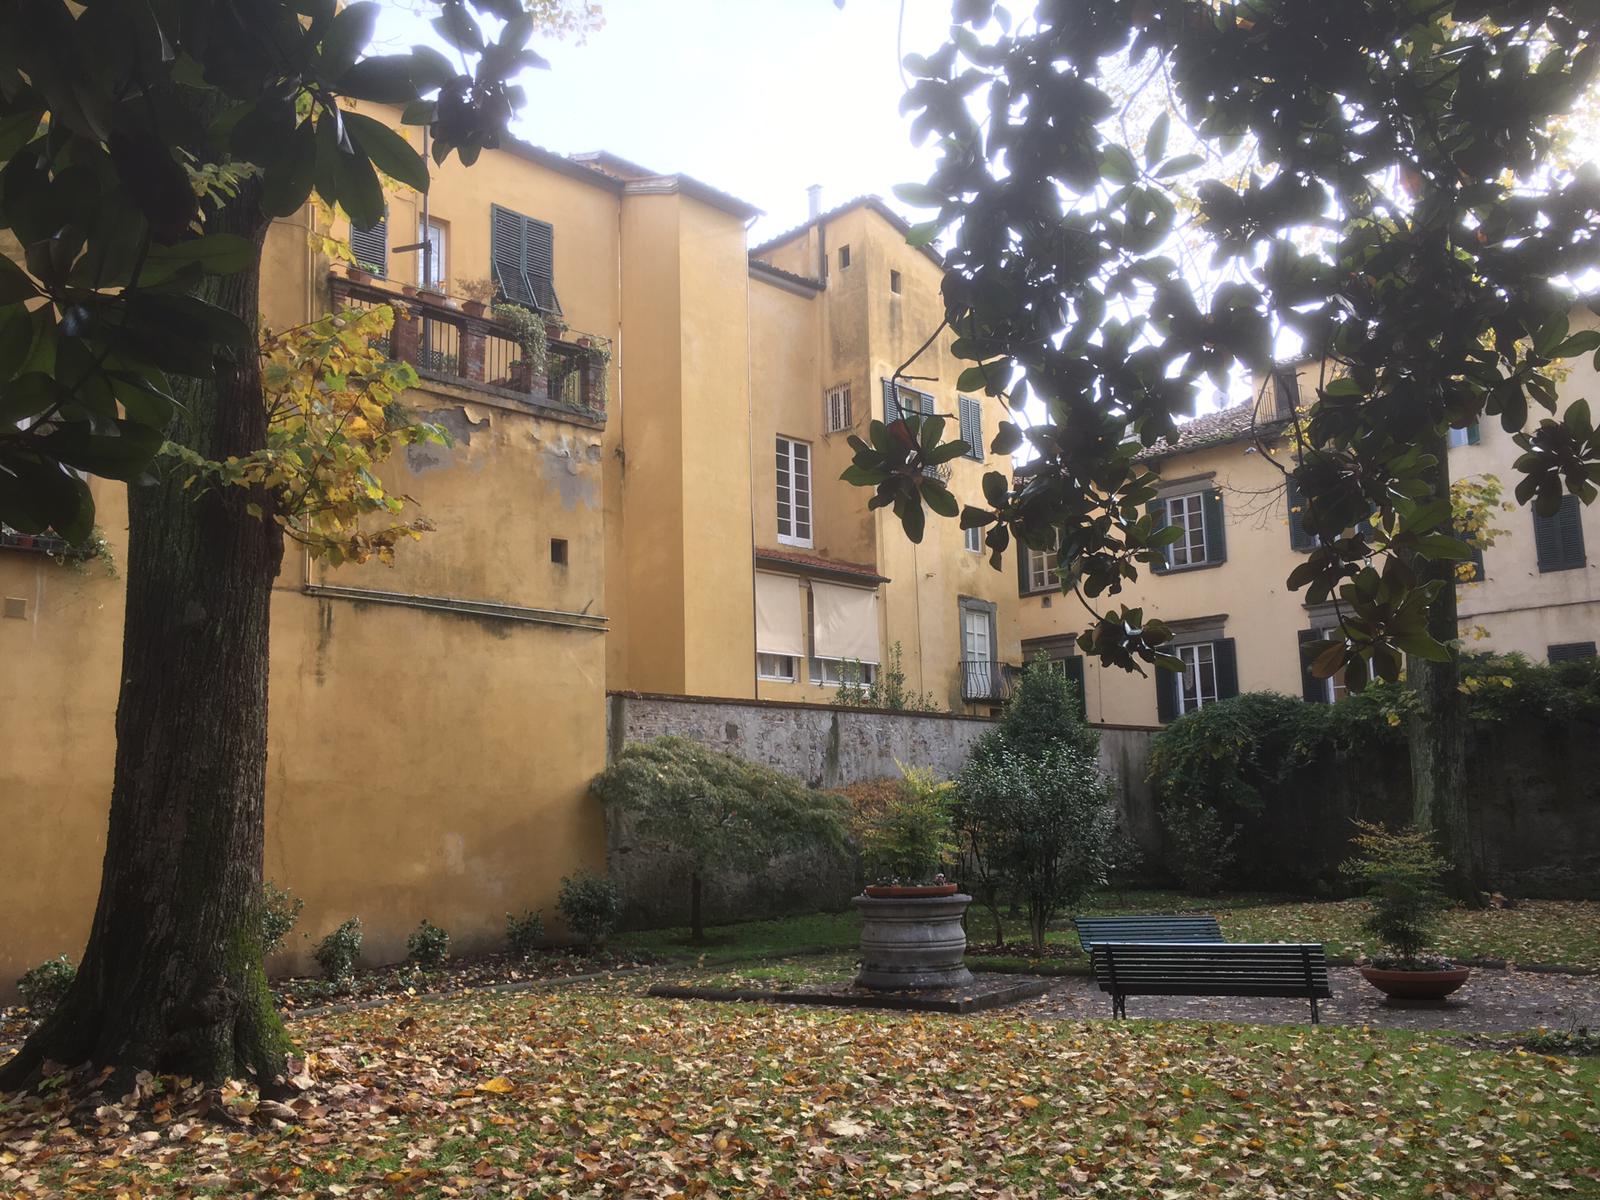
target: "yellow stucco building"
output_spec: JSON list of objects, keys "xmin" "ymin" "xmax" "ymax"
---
[
  {"xmin": 1018, "ymin": 332, "xmax": 1600, "ymax": 726},
  {"xmin": 0, "ymin": 108, "xmax": 1019, "ymax": 986}
]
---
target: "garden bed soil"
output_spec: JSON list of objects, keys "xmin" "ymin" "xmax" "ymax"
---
[{"xmin": 648, "ymin": 974, "xmax": 1050, "ymax": 1014}]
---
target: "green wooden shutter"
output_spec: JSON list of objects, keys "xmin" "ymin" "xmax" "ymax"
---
[
  {"xmin": 1147, "ymin": 499, "xmax": 1170, "ymax": 574},
  {"xmin": 1203, "ymin": 488, "xmax": 1227, "ymax": 564},
  {"xmin": 1548, "ymin": 641, "xmax": 1596, "ymax": 662},
  {"xmin": 350, "ymin": 216, "xmax": 387, "ymax": 277},
  {"xmin": 1214, "ymin": 637, "xmax": 1239, "ymax": 699},
  {"xmin": 1286, "ymin": 478, "xmax": 1315, "ymax": 552},
  {"xmin": 526, "ymin": 215, "xmax": 560, "ymax": 315},
  {"xmin": 1465, "ymin": 422, "xmax": 1480, "ymax": 445},
  {"xmin": 1534, "ymin": 496, "xmax": 1586, "ymax": 572},
  {"xmin": 1063, "ymin": 655, "xmax": 1087, "ymax": 721},
  {"xmin": 1155, "ymin": 663, "xmax": 1179, "ymax": 723},
  {"xmin": 1017, "ymin": 543, "xmax": 1034, "ymax": 595},
  {"xmin": 491, "ymin": 204, "xmax": 532, "ymax": 306},
  {"xmin": 959, "ymin": 395, "xmax": 982, "ymax": 459},
  {"xmin": 1298, "ymin": 630, "xmax": 1327, "ymax": 703}
]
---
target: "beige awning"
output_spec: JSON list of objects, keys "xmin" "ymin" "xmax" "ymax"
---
[
  {"xmin": 812, "ymin": 581, "xmax": 880, "ymax": 664},
  {"xmin": 754, "ymin": 572, "xmax": 805, "ymax": 658}
]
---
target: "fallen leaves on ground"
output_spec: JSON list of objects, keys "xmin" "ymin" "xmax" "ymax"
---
[{"xmin": 3, "ymin": 982, "xmax": 1597, "ymax": 1198}]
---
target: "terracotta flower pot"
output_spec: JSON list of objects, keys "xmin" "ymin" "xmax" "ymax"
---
[
  {"xmin": 1359, "ymin": 965, "xmax": 1471, "ymax": 1002},
  {"xmin": 463, "ymin": 299, "xmax": 488, "ymax": 317},
  {"xmin": 863, "ymin": 883, "xmax": 959, "ymax": 899}
]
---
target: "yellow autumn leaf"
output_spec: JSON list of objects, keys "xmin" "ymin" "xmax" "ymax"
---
[{"xmin": 477, "ymin": 1076, "xmax": 516, "ymax": 1094}]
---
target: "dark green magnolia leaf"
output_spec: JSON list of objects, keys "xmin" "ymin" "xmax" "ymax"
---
[
  {"xmin": 926, "ymin": 439, "xmax": 970, "ymax": 465},
  {"xmin": 145, "ymin": 235, "xmax": 253, "ymax": 275},
  {"xmin": 330, "ymin": 130, "xmax": 385, "ymax": 229},
  {"xmin": 343, "ymin": 110, "xmax": 429, "ymax": 192},
  {"xmin": 38, "ymin": 420, "xmax": 165, "ymax": 481},
  {"xmin": 922, "ymin": 480, "xmax": 960, "ymax": 517},
  {"xmin": 433, "ymin": 3, "xmax": 484, "ymax": 53},
  {"xmin": 261, "ymin": 117, "xmax": 319, "ymax": 217},
  {"xmin": 337, "ymin": 55, "xmax": 421, "ymax": 104},
  {"xmin": 1144, "ymin": 111, "xmax": 1169, "ymax": 167},
  {"xmin": 959, "ymin": 505, "xmax": 995, "ymax": 529},
  {"xmin": 321, "ymin": 1, "xmax": 378, "ymax": 75},
  {"xmin": 989, "ymin": 421, "xmax": 1023, "ymax": 455}
]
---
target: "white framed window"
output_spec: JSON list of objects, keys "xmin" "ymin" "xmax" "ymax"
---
[
  {"xmin": 775, "ymin": 436, "xmax": 813, "ymax": 547},
  {"xmin": 757, "ymin": 653, "xmax": 797, "ymax": 682},
  {"xmin": 1177, "ymin": 642, "xmax": 1218, "ymax": 714},
  {"xmin": 965, "ymin": 525, "xmax": 984, "ymax": 554},
  {"xmin": 810, "ymin": 657, "xmax": 877, "ymax": 686},
  {"xmin": 825, "ymin": 384, "xmax": 852, "ymax": 433},
  {"xmin": 1027, "ymin": 546, "xmax": 1058, "ymax": 591},
  {"xmin": 417, "ymin": 218, "xmax": 447, "ymax": 290},
  {"xmin": 1165, "ymin": 493, "xmax": 1208, "ymax": 568}
]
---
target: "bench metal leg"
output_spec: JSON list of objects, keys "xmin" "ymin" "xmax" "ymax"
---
[
  {"xmin": 1112, "ymin": 994, "xmax": 1127, "ymax": 1020},
  {"xmin": 1309, "ymin": 995, "xmax": 1320, "ymax": 1025}
]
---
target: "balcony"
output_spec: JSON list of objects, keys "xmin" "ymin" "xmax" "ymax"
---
[
  {"xmin": 328, "ymin": 273, "xmax": 608, "ymax": 422},
  {"xmin": 961, "ymin": 658, "xmax": 1012, "ymax": 703}
]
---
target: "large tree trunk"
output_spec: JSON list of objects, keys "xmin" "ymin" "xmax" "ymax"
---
[
  {"xmin": 1, "ymin": 186, "xmax": 287, "ymax": 1091},
  {"xmin": 1406, "ymin": 431, "xmax": 1483, "ymax": 903}
]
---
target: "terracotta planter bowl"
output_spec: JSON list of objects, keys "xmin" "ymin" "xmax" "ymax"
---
[
  {"xmin": 1359, "ymin": 965, "xmax": 1471, "ymax": 1002},
  {"xmin": 862, "ymin": 883, "xmax": 959, "ymax": 899}
]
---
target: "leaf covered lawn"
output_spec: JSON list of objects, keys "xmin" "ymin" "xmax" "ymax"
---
[{"xmin": 4, "ymin": 984, "xmax": 1597, "ymax": 1198}]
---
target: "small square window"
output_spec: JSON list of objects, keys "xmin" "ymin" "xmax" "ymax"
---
[
  {"xmin": 889, "ymin": 269, "xmax": 902, "ymax": 294},
  {"xmin": 838, "ymin": 245, "xmax": 851, "ymax": 269},
  {"xmin": 757, "ymin": 653, "xmax": 796, "ymax": 681},
  {"xmin": 550, "ymin": 538, "xmax": 568, "ymax": 565},
  {"xmin": 965, "ymin": 525, "xmax": 983, "ymax": 554}
]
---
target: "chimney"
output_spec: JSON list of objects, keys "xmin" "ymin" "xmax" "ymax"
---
[{"xmin": 807, "ymin": 184, "xmax": 823, "ymax": 220}]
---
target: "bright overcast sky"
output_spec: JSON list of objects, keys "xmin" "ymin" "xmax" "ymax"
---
[{"xmin": 376, "ymin": 0, "xmax": 951, "ymax": 242}]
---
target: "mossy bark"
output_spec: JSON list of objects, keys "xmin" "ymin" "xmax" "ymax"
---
[{"xmin": 0, "ymin": 182, "xmax": 288, "ymax": 1091}]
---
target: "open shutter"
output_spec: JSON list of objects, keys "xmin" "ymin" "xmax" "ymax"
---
[
  {"xmin": 959, "ymin": 396, "xmax": 983, "ymax": 459},
  {"xmin": 881, "ymin": 378, "xmax": 904, "ymax": 422},
  {"xmin": 1286, "ymin": 478, "xmax": 1315, "ymax": 552},
  {"xmin": 1298, "ymin": 630, "xmax": 1327, "ymax": 703},
  {"xmin": 919, "ymin": 390, "xmax": 935, "ymax": 417},
  {"xmin": 1063, "ymin": 655, "xmax": 1087, "ymax": 720},
  {"xmin": 491, "ymin": 204, "xmax": 532, "ymax": 306},
  {"xmin": 1155, "ymin": 663, "xmax": 1179, "ymax": 723},
  {"xmin": 1147, "ymin": 500, "xmax": 1170, "ymax": 573},
  {"xmin": 1213, "ymin": 637, "xmax": 1239, "ymax": 700},
  {"xmin": 1465, "ymin": 423, "xmax": 1480, "ymax": 446},
  {"xmin": 526, "ymin": 216, "xmax": 561, "ymax": 315},
  {"xmin": 1017, "ymin": 544, "xmax": 1034, "ymax": 595},
  {"xmin": 350, "ymin": 217, "xmax": 387, "ymax": 277},
  {"xmin": 1203, "ymin": 489, "xmax": 1227, "ymax": 564}
]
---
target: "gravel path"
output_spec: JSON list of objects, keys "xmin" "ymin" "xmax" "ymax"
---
[{"xmin": 1017, "ymin": 966, "xmax": 1600, "ymax": 1034}]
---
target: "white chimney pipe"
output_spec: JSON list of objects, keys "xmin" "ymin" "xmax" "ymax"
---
[{"xmin": 807, "ymin": 184, "xmax": 823, "ymax": 219}]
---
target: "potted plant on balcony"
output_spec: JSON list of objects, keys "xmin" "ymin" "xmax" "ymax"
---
[
  {"xmin": 456, "ymin": 276, "xmax": 497, "ymax": 318},
  {"xmin": 852, "ymin": 767, "xmax": 972, "ymax": 989},
  {"xmin": 492, "ymin": 301, "xmax": 548, "ymax": 394},
  {"xmin": 1342, "ymin": 820, "xmax": 1471, "ymax": 1003}
]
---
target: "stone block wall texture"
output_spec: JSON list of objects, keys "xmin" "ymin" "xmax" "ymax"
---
[{"xmin": 603, "ymin": 692, "xmax": 1161, "ymax": 930}]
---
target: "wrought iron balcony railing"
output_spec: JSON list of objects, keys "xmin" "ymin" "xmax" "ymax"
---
[{"xmin": 961, "ymin": 657, "xmax": 1009, "ymax": 702}]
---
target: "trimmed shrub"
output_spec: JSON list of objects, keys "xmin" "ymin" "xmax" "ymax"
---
[
  {"xmin": 17, "ymin": 956, "xmax": 75, "ymax": 1015},
  {"xmin": 406, "ymin": 919, "xmax": 450, "ymax": 969},
  {"xmin": 314, "ymin": 917, "xmax": 363, "ymax": 986},
  {"xmin": 1341, "ymin": 820, "xmax": 1452, "ymax": 967},
  {"xmin": 505, "ymin": 910, "xmax": 546, "ymax": 958},
  {"xmin": 1160, "ymin": 801, "xmax": 1240, "ymax": 895},
  {"xmin": 856, "ymin": 766, "xmax": 956, "ymax": 886},
  {"xmin": 261, "ymin": 880, "xmax": 303, "ymax": 956},
  {"xmin": 558, "ymin": 871, "xmax": 622, "ymax": 950}
]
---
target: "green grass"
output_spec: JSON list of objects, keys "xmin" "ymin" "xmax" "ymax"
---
[
  {"xmin": 617, "ymin": 892, "xmax": 1600, "ymax": 970},
  {"xmin": 18, "ymin": 984, "xmax": 1599, "ymax": 1198}
]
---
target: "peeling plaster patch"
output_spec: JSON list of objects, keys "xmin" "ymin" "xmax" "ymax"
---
[
  {"xmin": 542, "ymin": 433, "xmax": 603, "ymax": 511},
  {"xmin": 407, "ymin": 406, "xmax": 487, "ymax": 473}
]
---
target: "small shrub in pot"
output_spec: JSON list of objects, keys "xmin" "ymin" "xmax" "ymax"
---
[{"xmin": 1341, "ymin": 821, "xmax": 1453, "ymax": 968}]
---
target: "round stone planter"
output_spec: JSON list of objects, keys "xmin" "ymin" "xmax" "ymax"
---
[
  {"xmin": 1359, "ymin": 965, "xmax": 1471, "ymax": 1003},
  {"xmin": 853, "ymin": 891, "xmax": 973, "ymax": 990}
]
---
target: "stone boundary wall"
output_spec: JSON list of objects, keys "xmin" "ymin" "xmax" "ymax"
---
[{"xmin": 603, "ymin": 691, "xmax": 1160, "ymax": 929}]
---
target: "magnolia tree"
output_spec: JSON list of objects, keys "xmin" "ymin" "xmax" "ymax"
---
[
  {"xmin": 592, "ymin": 737, "xmax": 847, "ymax": 944},
  {"xmin": 0, "ymin": 0, "xmax": 564, "ymax": 1089},
  {"xmin": 849, "ymin": 0, "xmax": 1600, "ymax": 897}
]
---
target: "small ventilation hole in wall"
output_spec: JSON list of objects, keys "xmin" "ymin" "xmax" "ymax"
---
[
  {"xmin": 550, "ymin": 538, "xmax": 568, "ymax": 566},
  {"xmin": 3, "ymin": 597, "xmax": 26, "ymax": 620},
  {"xmin": 889, "ymin": 269, "xmax": 902, "ymax": 294}
]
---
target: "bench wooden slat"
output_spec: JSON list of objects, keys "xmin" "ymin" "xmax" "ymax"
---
[
  {"xmin": 1090, "ymin": 941, "xmax": 1331, "ymax": 1023},
  {"xmin": 1073, "ymin": 915, "xmax": 1223, "ymax": 952}
]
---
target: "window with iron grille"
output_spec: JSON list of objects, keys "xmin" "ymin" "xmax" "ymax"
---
[
  {"xmin": 775, "ymin": 436, "xmax": 813, "ymax": 548},
  {"xmin": 350, "ymin": 216, "xmax": 387, "ymax": 277},
  {"xmin": 490, "ymin": 204, "xmax": 561, "ymax": 315},
  {"xmin": 825, "ymin": 384, "xmax": 852, "ymax": 433}
]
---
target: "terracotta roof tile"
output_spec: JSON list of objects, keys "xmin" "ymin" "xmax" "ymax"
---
[{"xmin": 754, "ymin": 547, "xmax": 889, "ymax": 585}]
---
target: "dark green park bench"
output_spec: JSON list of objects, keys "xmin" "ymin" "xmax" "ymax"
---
[
  {"xmin": 1072, "ymin": 914, "xmax": 1224, "ymax": 953},
  {"xmin": 1090, "ymin": 941, "xmax": 1333, "ymax": 1024}
]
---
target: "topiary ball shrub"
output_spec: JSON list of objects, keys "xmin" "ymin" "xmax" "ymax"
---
[
  {"xmin": 314, "ymin": 917, "xmax": 363, "ymax": 987},
  {"xmin": 505, "ymin": 910, "xmax": 545, "ymax": 959},
  {"xmin": 406, "ymin": 919, "xmax": 450, "ymax": 969},
  {"xmin": 558, "ymin": 871, "xmax": 622, "ymax": 951},
  {"xmin": 17, "ymin": 955, "xmax": 75, "ymax": 1015}
]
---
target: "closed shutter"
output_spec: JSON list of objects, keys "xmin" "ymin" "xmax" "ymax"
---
[
  {"xmin": 1286, "ymin": 478, "xmax": 1315, "ymax": 552},
  {"xmin": 1062, "ymin": 655, "xmax": 1087, "ymax": 720},
  {"xmin": 1549, "ymin": 641, "xmax": 1596, "ymax": 663},
  {"xmin": 959, "ymin": 395, "xmax": 983, "ymax": 459},
  {"xmin": 1271, "ymin": 369, "xmax": 1300, "ymax": 418},
  {"xmin": 350, "ymin": 217, "xmax": 387, "ymax": 277},
  {"xmin": 1155, "ymin": 662, "xmax": 1179, "ymax": 723},
  {"xmin": 1203, "ymin": 488, "xmax": 1227, "ymax": 564},
  {"xmin": 1147, "ymin": 499, "xmax": 1169, "ymax": 574},
  {"xmin": 490, "ymin": 205, "xmax": 562, "ymax": 315},
  {"xmin": 1213, "ymin": 637, "xmax": 1239, "ymax": 700},
  {"xmin": 1534, "ymin": 496, "xmax": 1586, "ymax": 572},
  {"xmin": 1298, "ymin": 630, "xmax": 1327, "ymax": 703}
]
